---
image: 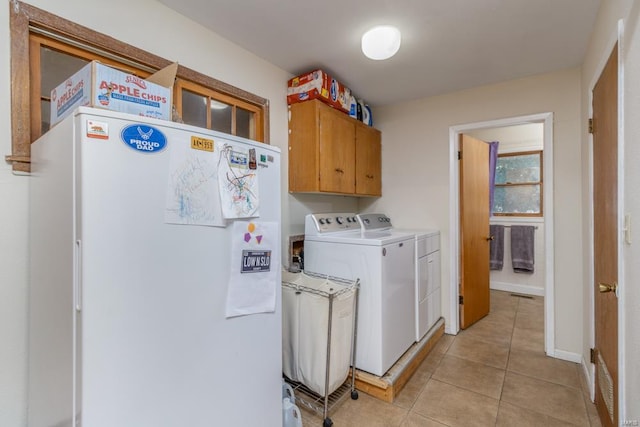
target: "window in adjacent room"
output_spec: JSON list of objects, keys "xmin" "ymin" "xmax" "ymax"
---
[{"xmin": 493, "ymin": 150, "xmax": 543, "ymax": 216}]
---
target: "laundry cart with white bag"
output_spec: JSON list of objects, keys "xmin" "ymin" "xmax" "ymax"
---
[{"xmin": 282, "ymin": 270, "xmax": 359, "ymax": 427}]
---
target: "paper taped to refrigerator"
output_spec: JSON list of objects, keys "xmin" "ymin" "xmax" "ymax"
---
[
  {"xmin": 218, "ymin": 144, "xmax": 260, "ymax": 219},
  {"xmin": 226, "ymin": 221, "xmax": 279, "ymax": 317},
  {"xmin": 165, "ymin": 135, "xmax": 225, "ymax": 227}
]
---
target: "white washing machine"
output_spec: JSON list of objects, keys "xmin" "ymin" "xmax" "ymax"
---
[
  {"xmin": 304, "ymin": 213, "xmax": 416, "ymax": 377},
  {"xmin": 356, "ymin": 215, "xmax": 441, "ymax": 343}
]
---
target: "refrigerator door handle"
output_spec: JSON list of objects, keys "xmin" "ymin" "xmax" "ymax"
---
[{"xmin": 75, "ymin": 240, "xmax": 82, "ymax": 312}]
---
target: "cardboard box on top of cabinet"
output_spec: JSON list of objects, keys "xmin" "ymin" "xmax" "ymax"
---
[
  {"xmin": 287, "ymin": 69, "xmax": 350, "ymax": 113},
  {"xmin": 50, "ymin": 60, "xmax": 178, "ymax": 127}
]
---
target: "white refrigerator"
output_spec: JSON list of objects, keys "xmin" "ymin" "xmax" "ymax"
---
[{"xmin": 28, "ymin": 107, "xmax": 282, "ymax": 427}]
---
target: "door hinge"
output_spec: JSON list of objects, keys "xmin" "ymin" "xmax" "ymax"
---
[
  {"xmin": 459, "ymin": 295, "xmax": 463, "ymax": 305},
  {"xmin": 588, "ymin": 118, "xmax": 594, "ymax": 134},
  {"xmin": 590, "ymin": 347, "xmax": 596, "ymax": 364},
  {"xmin": 457, "ymin": 151, "xmax": 462, "ymax": 160}
]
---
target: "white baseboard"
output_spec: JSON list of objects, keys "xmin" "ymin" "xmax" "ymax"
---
[
  {"xmin": 445, "ymin": 324, "xmax": 457, "ymax": 335},
  {"xmin": 581, "ymin": 356, "xmax": 595, "ymax": 402},
  {"xmin": 551, "ymin": 349, "xmax": 582, "ymax": 363},
  {"xmin": 490, "ymin": 281, "xmax": 545, "ymax": 296}
]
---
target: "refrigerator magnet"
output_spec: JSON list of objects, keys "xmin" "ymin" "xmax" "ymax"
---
[
  {"xmin": 120, "ymin": 124, "xmax": 167, "ymax": 154},
  {"xmin": 191, "ymin": 136, "xmax": 214, "ymax": 152},
  {"xmin": 87, "ymin": 120, "xmax": 109, "ymax": 139}
]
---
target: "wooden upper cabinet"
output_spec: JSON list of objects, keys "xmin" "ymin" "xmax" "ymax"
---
[
  {"xmin": 355, "ymin": 125, "xmax": 382, "ymax": 196},
  {"xmin": 288, "ymin": 99, "xmax": 381, "ymax": 196},
  {"xmin": 318, "ymin": 107, "xmax": 356, "ymax": 193}
]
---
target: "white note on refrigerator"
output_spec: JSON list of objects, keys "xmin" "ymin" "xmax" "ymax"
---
[
  {"xmin": 165, "ymin": 135, "xmax": 225, "ymax": 227},
  {"xmin": 226, "ymin": 221, "xmax": 279, "ymax": 317},
  {"xmin": 217, "ymin": 144, "xmax": 260, "ymax": 219}
]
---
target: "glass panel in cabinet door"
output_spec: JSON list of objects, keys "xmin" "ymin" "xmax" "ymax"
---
[
  {"xmin": 41, "ymin": 100, "xmax": 51, "ymax": 134},
  {"xmin": 210, "ymin": 100, "xmax": 232, "ymax": 134},
  {"xmin": 40, "ymin": 47, "xmax": 89, "ymax": 95},
  {"xmin": 40, "ymin": 47, "xmax": 89, "ymax": 133},
  {"xmin": 182, "ymin": 90, "xmax": 208, "ymax": 128},
  {"xmin": 236, "ymin": 107, "xmax": 254, "ymax": 140}
]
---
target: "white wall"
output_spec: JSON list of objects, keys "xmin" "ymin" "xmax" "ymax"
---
[
  {"xmin": 489, "ymin": 219, "xmax": 545, "ymax": 296},
  {"xmin": 0, "ymin": 1, "xmax": 356, "ymax": 425},
  {"xmin": 580, "ymin": 0, "xmax": 639, "ymax": 419},
  {"xmin": 362, "ymin": 67, "xmax": 583, "ymax": 356},
  {"xmin": 468, "ymin": 122, "xmax": 544, "ymax": 153},
  {"xmin": 0, "ymin": 2, "xmax": 29, "ymax": 424}
]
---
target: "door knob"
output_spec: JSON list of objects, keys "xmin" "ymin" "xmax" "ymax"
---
[
  {"xmin": 486, "ymin": 236, "xmax": 494, "ymax": 241},
  {"xmin": 598, "ymin": 282, "xmax": 617, "ymax": 293}
]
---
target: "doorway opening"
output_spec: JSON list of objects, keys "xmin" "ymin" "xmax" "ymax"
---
[{"xmin": 448, "ymin": 112, "xmax": 555, "ymax": 357}]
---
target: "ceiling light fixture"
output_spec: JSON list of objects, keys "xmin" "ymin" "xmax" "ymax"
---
[{"xmin": 361, "ymin": 25, "xmax": 402, "ymax": 60}]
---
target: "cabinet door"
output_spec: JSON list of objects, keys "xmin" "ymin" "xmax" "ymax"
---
[
  {"xmin": 288, "ymin": 101, "xmax": 321, "ymax": 192},
  {"xmin": 319, "ymin": 108, "xmax": 355, "ymax": 193},
  {"xmin": 355, "ymin": 125, "xmax": 382, "ymax": 196}
]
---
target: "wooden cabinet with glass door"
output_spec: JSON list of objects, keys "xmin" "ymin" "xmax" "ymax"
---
[{"xmin": 288, "ymin": 99, "xmax": 381, "ymax": 196}]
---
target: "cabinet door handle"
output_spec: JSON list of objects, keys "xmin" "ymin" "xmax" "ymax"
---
[
  {"xmin": 366, "ymin": 174, "xmax": 374, "ymax": 179},
  {"xmin": 335, "ymin": 168, "xmax": 344, "ymax": 174}
]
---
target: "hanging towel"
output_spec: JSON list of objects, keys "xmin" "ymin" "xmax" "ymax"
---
[
  {"xmin": 489, "ymin": 224, "xmax": 504, "ymax": 270},
  {"xmin": 511, "ymin": 225, "xmax": 535, "ymax": 273}
]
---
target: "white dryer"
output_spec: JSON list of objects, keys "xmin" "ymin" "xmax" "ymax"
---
[
  {"xmin": 356, "ymin": 215, "xmax": 441, "ymax": 342},
  {"xmin": 409, "ymin": 230, "xmax": 441, "ymax": 341},
  {"xmin": 304, "ymin": 213, "xmax": 416, "ymax": 377}
]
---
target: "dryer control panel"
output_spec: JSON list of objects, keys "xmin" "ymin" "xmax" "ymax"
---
[{"xmin": 356, "ymin": 213, "xmax": 393, "ymax": 232}]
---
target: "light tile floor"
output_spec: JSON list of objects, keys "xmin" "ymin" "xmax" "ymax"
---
[{"xmin": 299, "ymin": 290, "xmax": 601, "ymax": 427}]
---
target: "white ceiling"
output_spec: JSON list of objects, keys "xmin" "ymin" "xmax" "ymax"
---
[{"xmin": 157, "ymin": 0, "xmax": 601, "ymax": 107}]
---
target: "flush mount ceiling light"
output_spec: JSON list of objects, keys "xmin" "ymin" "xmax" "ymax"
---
[{"xmin": 361, "ymin": 25, "xmax": 402, "ymax": 60}]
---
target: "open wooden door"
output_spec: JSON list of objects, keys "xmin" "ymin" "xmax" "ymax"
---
[
  {"xmin": 459, "ymin": 134, "xmax": 491, "ymax": 329},
  {"xmin": 592, "ymin": 43, "xmax": 619, "ymax": 427}
]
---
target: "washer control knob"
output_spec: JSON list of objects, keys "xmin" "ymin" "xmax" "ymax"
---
[
  {"xmin": 325, "ymin": 218, "xmax": 332, "ymax": 224},
  {"xmin": 336, "ymin": 217, "xmax": 344, "ymax": 224},
  {"xmin": 318, "ymin": 218, "xmax": 325, "ymax": 225},
  {"xmin": 364, "ymin": 218, "xmax": 370, "ymax": 225}
]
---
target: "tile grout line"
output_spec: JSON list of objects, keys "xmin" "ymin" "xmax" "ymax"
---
[
  {"xmin": 496, "ymin": 294, "xmax": 514, "ymax": 426},
  {"xmin": 494, "ymin": 294, "xmax": 519, "ymax": 425}
]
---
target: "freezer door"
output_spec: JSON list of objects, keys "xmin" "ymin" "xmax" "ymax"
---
[{"xmin": 75, "ymin": 110, "xmax": 282, "ymax": 427}]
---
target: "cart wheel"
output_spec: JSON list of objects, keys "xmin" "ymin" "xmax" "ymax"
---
[
  {"xmin": 351, "ymin": 390, "xmax": 359, "ymax": 400},
  {"xmin": 323, "ymin": 417, "xmax": 333, "ymax": 427}
]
